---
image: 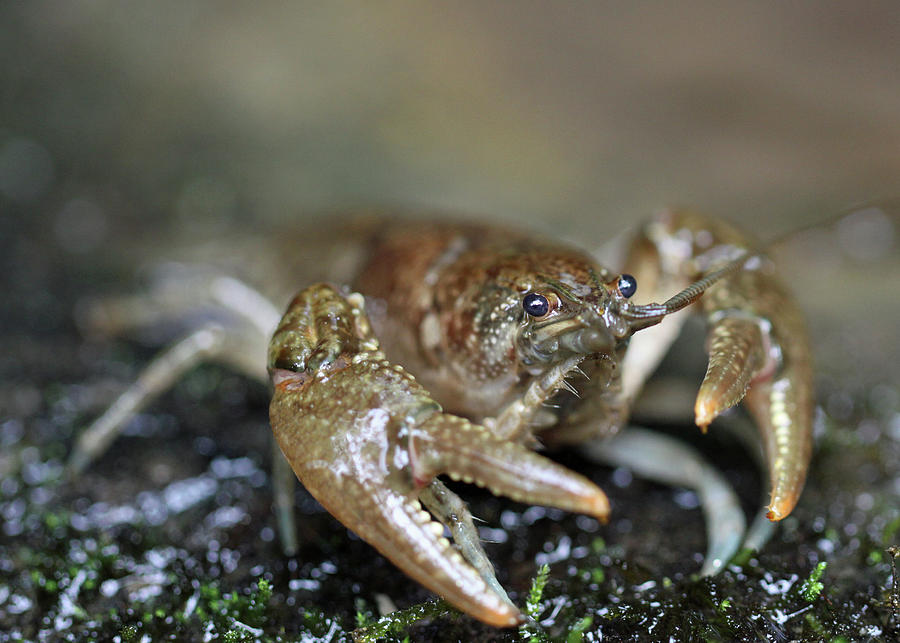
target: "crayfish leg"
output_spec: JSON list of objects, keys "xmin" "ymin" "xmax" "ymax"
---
[
  {"xmin": 67, "ymin": 324, "xmax": 226, "ymax": 476},
  {"xmin": 70, "ymin": 273, "xmax": 302, "ymax": 554},
  {"xmin": 582, "ymin": 427, "xmax": 746, "ymax": 575}
]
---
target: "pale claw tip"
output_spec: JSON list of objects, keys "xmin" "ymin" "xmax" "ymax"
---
[
  {"xmin": 695, "ymin": 316, "xmax": 767, "ymax": 431},
  {"xmin": 694, "ymin": 392, "xmax": 723, "ymax": 431},
  {"xmin": 765, "ymin": 499, "xmax": 792, "ymax": 522},
  {"xmin": 452, "ymin": 594, "xmax": 522, "ymax": 628},
  {"xmin": 584, "ymin": 490, "xmax": 611, "ymax": 523},
  {"xmin": 486, "ymin": 608, "xmax": 525, "ymax": 628}
]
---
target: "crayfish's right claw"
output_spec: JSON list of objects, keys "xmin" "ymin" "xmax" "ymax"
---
[
  {"xmin": 268, "ymin": 284, "xmax": 608, "ymax": 627},
  {"xmin": 409, "ymin": 413, "xmax": 610, "ymax": 520}
]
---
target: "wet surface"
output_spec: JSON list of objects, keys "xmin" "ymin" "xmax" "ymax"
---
[
  {"xmin": 2, "ymin": 205, "xmax": 898, "ymax": 641},
  {"xmin": 2, "ymin": 3, "xmax": 899, "ymax": 641}
]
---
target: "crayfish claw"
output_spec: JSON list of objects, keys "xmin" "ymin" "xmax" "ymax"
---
[
  {"xmin": 634, "ymin": 210, "xmax": 814, "ymax": 528},
  {"xmin": 268, "ymin": 283, "xmax": 610, "ymax": 626},
  {"xmin": 694, "ymin": 273, "xmax": 813, "ymax": 523},
  {"xmin": 419, "ymin": 481, "xmax": 519, "ymax": 616},
  {"xmin": 410, "ymin": 414, "xmax": 610, "ymax": 521},
  {"xmin": 694, "ymin": 315, "xmax": 768, "ymax": 430},
  {"xmin": 269, "ymin": 358, "xmax": 526, "ymax": 626}
]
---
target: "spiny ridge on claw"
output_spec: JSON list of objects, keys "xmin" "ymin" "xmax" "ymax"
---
[
  {"xmin": 306, "ymin": 468, "xmax": 524, "ymax": 627},
  {"xmin": 411, "ymin": 416, "xmax": 610, "ymax": 522},
  {"xmin": 376, "ymin": 496, "xmax": 524, "ymax": 627},
  {"xmin": 744, "ymin": 370, "xmax": 813, "ymax": 524}
]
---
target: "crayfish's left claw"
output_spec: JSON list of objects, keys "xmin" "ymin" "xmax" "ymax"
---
[
  {"xmin": 694, "ymin": 315, "xmax": 768, "ymax": 430},
  {"xmin": 268, "ymin": 284, "xmax": 608, "ymax": 627},
  {"xmin": 693, "ymin": 271, "xmax": 813, "ymax": 522},
  {"xmin": 630, "ymin": 210, "xmax": 814, "ymax": 528}
]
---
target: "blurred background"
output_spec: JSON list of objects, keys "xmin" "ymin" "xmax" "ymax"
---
[
  {"xmin": 3, "ymin": 0, "xmax": 899, "ymax": 366},
  {"xmin": 1, "ymin": 2, "xmax": 898, "ymax": 640},
  {"xmin": 3, "ymin": 2, "xmax": 899, "ymax": 228}
]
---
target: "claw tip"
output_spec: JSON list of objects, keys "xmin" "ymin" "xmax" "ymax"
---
[
  {"xmin": 694, "ymin": 398, "xmax": 717, "ymax": 430},
  {"xmin": 473, "ymin": 604, "xmax": 525, "ymax": 628},
  {"xmin": 766, "ymin": 491, "xmax": 801, "ymax": 521},
  {"xmin": 507, "ymin": 611, "xmax": 527, "ymax": 627},
  {"xmin": 766, "ymin": 502, "xmax": 788, "ymax": 522},
  {"xmin": 587, "ymin": 491, "xmax": 611, "ymax": 522},
  {"xmin": 766, "ymin": 502, "xmax": 790, "ymax": 522}
]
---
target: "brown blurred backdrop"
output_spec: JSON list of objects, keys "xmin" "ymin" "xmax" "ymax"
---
[
  {"xmin": 3, "ymin": 2, "xmax": 899, "ymax": 227},
  {"xmin": 2, "ymin": 1, "xmax": 898, "ymax": 372}
]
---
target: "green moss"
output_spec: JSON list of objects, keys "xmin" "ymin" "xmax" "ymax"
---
[
  {"xmin": 246, "ymin": 578, "xmax": 272, "ymax": 627},
  {"xmin": 800, "ymin": 562, "xmax": 827, "ymax": 602},
  {"xmin": 883, "ymin": 516, "xmax": 900, "ymax": 545},
  {"xmin": 517, "ymin": 564, "xmax": 552, "ymax": 643},
  {"xmin": 43, "ymin": 512, "xmax": 65, "ymax": 529},
  {"xmin": 804, "ymin": 612, "xmax": 827, "ymax": 638},
  {"xmin": 566, "ymin": 615, "xmax": 593, "ymax": 642},
  {"xmin": 118, "ymin": 625, "xmax": 139, "ymax": 642},
  {"xmin": 888, "ymin": 546, "xmax": 900, "ymax": 611},
  {"xmin": 355, "ymin": 609, "xmax": 375, "ymax": 629},
  {"xmin": 526, "ymin": 563, "xmax": 551, "ymax": 619},
  {"xmin": 352, "ymin": 598, "xmax": 457, "ymax": 642},
  {"xmin": 728, "ymin": 547, "xmax": 754, "ymax": 567}
]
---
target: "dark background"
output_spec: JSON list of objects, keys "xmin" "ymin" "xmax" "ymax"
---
[{"xmin": 2, "ymin": 2, "xmax": 898, "ymax": 640}]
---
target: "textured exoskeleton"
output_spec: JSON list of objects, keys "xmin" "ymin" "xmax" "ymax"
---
[{"xmin": 72, "ymin": 210, "xmax": 813, "ymax": 626}]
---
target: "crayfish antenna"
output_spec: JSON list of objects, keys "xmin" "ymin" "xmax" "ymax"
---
[{"xmin": 621, "ymin": 252, "xmax": 755, "ymax": 332}]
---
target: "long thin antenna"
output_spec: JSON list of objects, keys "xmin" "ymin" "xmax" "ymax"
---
[
  {"xmin": 660, "ymin": 252, "xmax": 752, "ymax": 313},
  {"xmin": 621, "ymin": 252, "xmax": 753, "ymax": 327}
]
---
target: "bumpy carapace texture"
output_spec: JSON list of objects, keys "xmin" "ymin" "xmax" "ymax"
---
[{"xmin": 265, "ymin": 211, "xmax": 812, "ymax": 625}]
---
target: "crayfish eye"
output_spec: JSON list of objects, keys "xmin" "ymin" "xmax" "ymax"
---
[
  {"xmin": 522, "ymin": 292, "xmax": 550, "ymax": 317},
  {"xmin": 617, "ymin": 274, "xmax": 637, "ymax": 298}
]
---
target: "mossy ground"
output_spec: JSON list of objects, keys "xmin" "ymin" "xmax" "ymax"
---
[{"xmin": 1, "ymin": 210, "xmax": 897, "ymax": 641}]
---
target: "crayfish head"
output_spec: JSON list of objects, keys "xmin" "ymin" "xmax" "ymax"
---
[
  {"xmin": 512, "ymin": 259, "xmax": 642, "ymax": 372},
  {"xmin": 432, "ymin": 242, "xmax": 642, "ymax": 413}
]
